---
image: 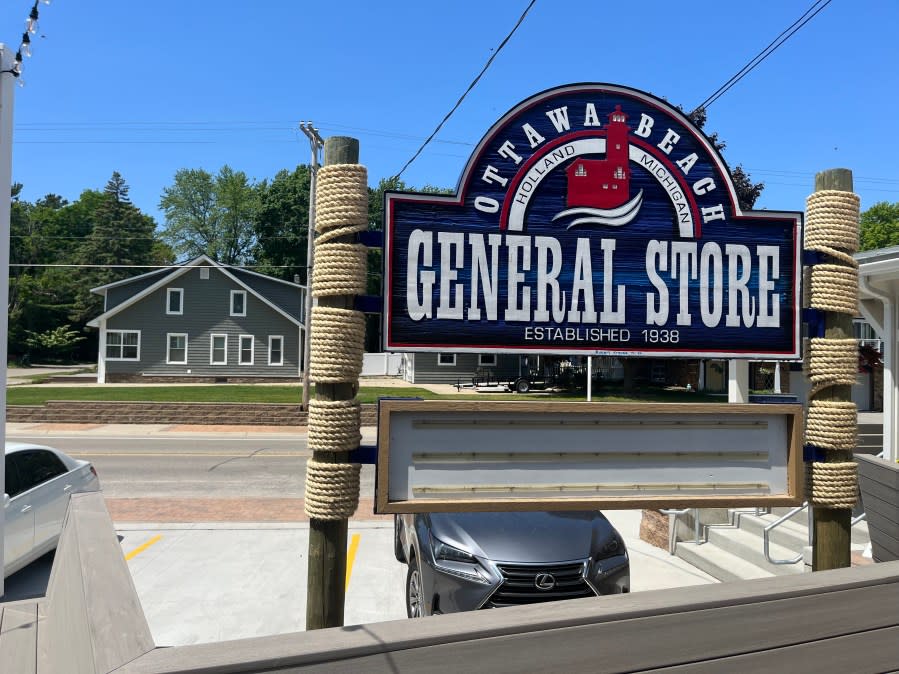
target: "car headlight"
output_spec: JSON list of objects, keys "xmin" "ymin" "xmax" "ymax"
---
[
  {"xmin": 595, "ymin": 533, "xmax": 627, "ymax": 560},
  {"xmin": 429, "ymin": 534, "xmax": 491, "ymax": 584}
]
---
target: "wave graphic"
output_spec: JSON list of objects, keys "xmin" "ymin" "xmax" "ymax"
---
[{"xmin": 552, "ymin": 190, "xmax": 643, "ymax": 229}]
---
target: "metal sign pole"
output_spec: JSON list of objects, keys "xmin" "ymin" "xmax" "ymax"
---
[{"xmin": 299, "ymin": 122, "xmax": 323, "ymax": 411}]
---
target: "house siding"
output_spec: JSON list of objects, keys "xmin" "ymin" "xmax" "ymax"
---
[
  {"xmin": 104, "ymin": 269, "xmax": 171, "ymax": 310},
  {"xmin": 231, "ymin": 269, "xmax": 303, "ymax": 323},
  {"xmin": 103, "ymin": 268, "xmax": 300, "ymax": 379},
  {"xmin": 407, "ymin": 353, "xmax": 521, "ymax": 385}
]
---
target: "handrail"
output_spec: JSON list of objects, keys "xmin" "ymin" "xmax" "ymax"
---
[
  {"xmin": 763, "ymin": 502, "xmax": 807, "ymax": 565},
  {"xmin": 764, "ymin": 503, "xmax": 870, "ymax": 566},
  {"xmin": 659, "ymin": 508, "xmax": 702, "ymax": 555}
]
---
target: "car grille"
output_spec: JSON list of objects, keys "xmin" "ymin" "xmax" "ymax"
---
[{"xmin": 485, "ymin": 561, "xmax": 596, "ymax": 608}]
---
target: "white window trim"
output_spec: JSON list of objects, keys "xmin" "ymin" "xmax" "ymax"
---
[
  {"xmin": 230, "ymin": 290, "xmax": 247, "ymax": 317},
  {"xmin": 166, "ymin": 288, "xmax": 184, "ymax": 315},
  {"xmin": 268, "ymin": 335, "xmax": 284, "ymax": 366},
  {"xmin": 210, "ymin": 333, "xmax": 228, "ymax": 365},
  {"xmin": 200, "ymin": 267, "xmax": 210, "ymax": 280},
  {"xmin": 105, "ymin": 330, "xmax": 141, "ymax": 361},
  {"xmin": 478, "ymin": 354, "xmax": 497, "ymax": 367},
  {"xmin": 437, "ymin": 353, "xmax": 456, "ymax": 367},
  {"xmin": 239, "ymin": 334, "xmax": 254, "ymax": 365},
  {"xmin": 166, "ymin": 333, "xmax": 188, "ymax": 364}
]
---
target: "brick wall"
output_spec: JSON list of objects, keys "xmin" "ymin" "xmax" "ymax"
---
[{"xmin": 7, "ymin": 401, "xmax": 379, "ymax": 427}]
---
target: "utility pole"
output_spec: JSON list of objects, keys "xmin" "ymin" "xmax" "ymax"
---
[
  {"xmin": 0, "ymin": 44, "xmax": 17, "ymax": 598},
  {"xmin": 299, "ymin": 122, "xmax": 323, "ymax": 411}
]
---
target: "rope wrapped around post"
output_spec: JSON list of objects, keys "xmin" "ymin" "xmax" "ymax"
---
[
  {"xmin": 303, "ymin": 161, "xmax": 369, "ymax": 521},
  {"xmin": 803, "ymin": 188, "xmax": 860, "ymax": 510}
]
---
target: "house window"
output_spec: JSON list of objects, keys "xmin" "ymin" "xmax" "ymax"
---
[
  {"xmin": 200, "ymin": 267, "xmax": 210, "ymax": 280},
  {"xmin": 437, "ymin": 353, "xmax": 456, "ymax": 366},
  {"xmin": 167, "ymin": 333, "xmax": 188, "ymax": 364},
  {"xmin": 614, "ymin": 167, "xmax": 625, "ymax": 179},
  {"xmin": 602, "ymin": 184, "xmax": 609, "ymax": 189},
  {"xmin": 575, "ymin": 164, "xmax": 587, "ymax": 177},
  {"xmin": 478, "ymin": 354, "xmax": 497, "ymax": 367},
  {"xmin": 210, "ymin": 334, "xmax": 227, "ymax": 365},
  {"xmin": 106, "ymin": 330, "xmax": 140, "ymax": 361},
  {"xmin": 166, "ymin": 288, "xmax": 183, "ymax": 315},
  {"xmin": 231, "ymin": 290, "xmax": 247, "ymax": 317},
  {"xmin": 239, "ymin": 335, "xmax": 254, "ymax": 365},
  {"xmin": 269, "ymin": 336, "xmax": 284, "ymax": 366}
]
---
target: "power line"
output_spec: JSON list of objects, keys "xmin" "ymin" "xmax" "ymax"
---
[
  {"xmin": 393, "ymin": 0, "xmax": 537, "ymax": 180},
  {"xmin": 694, "ymin": 0, "xmax": 832, "ymax": 112}
]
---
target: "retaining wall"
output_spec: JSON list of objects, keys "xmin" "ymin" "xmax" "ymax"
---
[{"xmin": 7, "ymin": 401, "xmax": 379, "ymax": 426}]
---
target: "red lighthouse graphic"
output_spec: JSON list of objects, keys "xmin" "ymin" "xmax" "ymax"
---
[{"xmin": 565, "ymin": 105, "xmax": 631, "ymax": 209}]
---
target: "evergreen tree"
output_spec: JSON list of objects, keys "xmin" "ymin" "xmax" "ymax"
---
[{"xmin": 70, "ymin": 172, "xmax": 158, "ymax": 325}]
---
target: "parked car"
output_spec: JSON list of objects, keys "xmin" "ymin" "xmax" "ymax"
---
[
  {"xmin": 4, "ymin": 442, "xmax": 101, "ymax": 578},
  {"xmin": 395, "ymin": 510, "xmax": 629, "ymax": 617}
]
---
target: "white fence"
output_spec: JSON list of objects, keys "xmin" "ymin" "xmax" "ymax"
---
[{"xmin": 362, "ymin": 352, "xmax": 403, "ymax": 377}]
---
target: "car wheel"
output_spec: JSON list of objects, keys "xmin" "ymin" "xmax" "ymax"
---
[
  {"xmin": 394, "ymin": 516, "xmax": 407, "ymax": 563},
  {"xmin": 515, "ymin": 378, "xmax": 530, "ymax": 394},
  {"xmin": 406, "ymin": 553, "xmax": 425, "ymax": 618}
]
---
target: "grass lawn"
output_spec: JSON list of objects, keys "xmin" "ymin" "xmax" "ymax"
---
[{"xmin": 6, "ymin": 384, "xmax": 723, "ymax": 406}]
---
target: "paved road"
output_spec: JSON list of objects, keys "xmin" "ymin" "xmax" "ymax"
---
[{"xmin": 6, "ymin": 431, "xmax": 378, "ymax": 501}]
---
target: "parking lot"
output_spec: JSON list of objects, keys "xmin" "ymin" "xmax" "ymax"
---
[{"xmin": 114, "ymin": 510, "xmax": 714, "ymax": 646}]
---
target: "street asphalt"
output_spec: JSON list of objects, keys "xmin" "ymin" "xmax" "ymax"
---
[{"xmin": 3, "ymin": 420, "xmax": 717, "ymax": 647}]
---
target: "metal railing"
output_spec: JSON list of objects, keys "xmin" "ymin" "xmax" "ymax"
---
[
  {"xmin": 660, "ymin": 508, "xmax": 702, "ymax": 555},
  {"xmin": 764, "ymin": 501, "xmax": 871, "ymax": 565},
  {"xmin": 764, "ymin": 502, "xmax": 809, "ymax": 565}
]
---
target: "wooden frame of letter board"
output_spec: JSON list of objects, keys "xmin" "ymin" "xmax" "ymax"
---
[{"xmin": 375, "ymin": 400, "xmax": 804, "ymax": 514}]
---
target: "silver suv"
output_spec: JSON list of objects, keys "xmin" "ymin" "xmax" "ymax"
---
[{"xmin": 395, "ymin": 510, "xmax": 629, "ymax": 617}]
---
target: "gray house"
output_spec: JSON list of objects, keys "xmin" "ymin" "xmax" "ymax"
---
[{"xmin": 87, "ymin": 255, "xmax": 306, "ymax": 383}]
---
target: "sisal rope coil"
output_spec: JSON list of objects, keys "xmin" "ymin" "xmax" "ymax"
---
[
  {"xmin": 809, "ymin": 264, "xmax": 858, "ymax": 315},
  {"xmin": 314, "ymin": 164, "xmax": 369, "ymax": 243},
  {"xmin": 805, "ymin": 400, "xmax": 857, "ymax": 451},
  {"xmin": 307, "ymin": 398, "xmax": 362, "ymax": 452},
  {"xmin": 309, "ymin": 306, "xmax": 365, "ymax": 382},
  {"xmin": 312, "ymin": 242, "xmax": 368, "ymax": 297},
  {"xmin": 805, "ymin": 337, "xmax": 858, "ymax": 395},
  {"xmin": 804, "ymin": 190, "xmax": 860, "ymax": 266},
  {"xmin": 806, "ymin": 461, "xmax": 858, "ymax": 509},
  {"xmin": 304, "ymin": 459, "xmax": 361, "ymax": 519}
]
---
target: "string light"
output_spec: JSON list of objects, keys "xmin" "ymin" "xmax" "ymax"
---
[{"xmin": 2, "ymin": 1, "xmax": 51, "ymax": 84}]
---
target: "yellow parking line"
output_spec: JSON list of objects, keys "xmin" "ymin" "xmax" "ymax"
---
[
  {"xmin": 345, "ymin": 533, "xmax": 361, "ymax": 591},
  {"xmin": 125, "ymin": 534, "xmax": 162, "ymax": 561}
]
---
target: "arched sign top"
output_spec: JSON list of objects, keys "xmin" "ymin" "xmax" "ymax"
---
[
  {"xmin": 456, "ymin": 83, "xmax": 740, "ymax": 238},
  {"xmin": 384, "ymin": 83, "xmax": 802, "ymax": 359}
]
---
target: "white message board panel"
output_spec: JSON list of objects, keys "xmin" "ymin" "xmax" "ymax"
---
[{"xmin": 376, "ymin": 401, "xmax": 803, "ymax": 513}]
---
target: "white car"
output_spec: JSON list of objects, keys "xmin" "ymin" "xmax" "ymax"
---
[{"xmin": 4, "ymin": 442, "xmax": 101, "ymax": 578}]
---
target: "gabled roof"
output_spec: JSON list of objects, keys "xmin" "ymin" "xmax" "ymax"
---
[{"xmin": 87, "ymin": 255, "xmax": 304, "ymax": 328}]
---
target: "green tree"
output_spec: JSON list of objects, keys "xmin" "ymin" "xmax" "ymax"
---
[
  {"xmin": 24, "ymin": 324, "xmax": 86, "ymax": 363},
  {"xmin": 251, "ymin": 165, "xmax": 311, "ymax": 281},
  {"xmin": 860, "ymin": 202, "xmax": 899, "ymax": 251},
  {"xmin": 159, "ymin": 165, "xmax": 259, "ymax": 264},
  {"xmin": 70, "ymin": 172, "xmax": 159, "ymax": 326}
]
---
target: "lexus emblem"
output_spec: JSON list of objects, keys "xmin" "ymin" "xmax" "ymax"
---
[{"xmin": 534, "ymin": 573, "xmax": 556, "ymax": 591}]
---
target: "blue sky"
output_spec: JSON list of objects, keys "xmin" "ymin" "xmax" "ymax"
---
[{"xmin": 2, "ymin": 0, "xmax": 897, "ymax": 225}]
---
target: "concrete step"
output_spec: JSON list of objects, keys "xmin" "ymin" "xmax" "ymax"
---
[
  {"xmin": 732, "ymin": 511, "xmax": 809, "ymax": 551},
  {"xmin": 732, "ymin": 508, "xmax": 871, "ymax": 550},
  {"xmin": 675, "ymin": 540, "xmax": 776, "ymax": 583},
  {"xmin": 705, "ymin": 525, "xmax": 806, "ymax": 576}
]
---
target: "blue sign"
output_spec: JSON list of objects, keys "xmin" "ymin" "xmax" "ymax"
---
[{"xmin": 384, "ymin": 84, "xmax": 802, "ymax": 359}]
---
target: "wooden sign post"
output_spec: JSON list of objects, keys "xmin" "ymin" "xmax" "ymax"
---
[{"xmin": 808, "ymin": 168, "xmax": 858, "ymax": 571}]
